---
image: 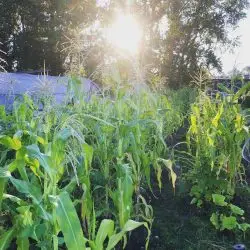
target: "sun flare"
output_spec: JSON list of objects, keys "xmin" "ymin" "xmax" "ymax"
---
[{"xmin": 106, "ymin": 14, "xmax": 142, "ymax": 54}]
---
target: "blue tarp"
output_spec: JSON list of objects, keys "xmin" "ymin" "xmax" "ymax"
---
[{"xmin": 0, "ymin": 73, "xmax": 98, "ymax": 108}]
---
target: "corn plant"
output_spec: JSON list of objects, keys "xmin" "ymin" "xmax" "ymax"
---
[{"xmin": 0, "ymin": 75, "xmax": 186, "ymax": 249}]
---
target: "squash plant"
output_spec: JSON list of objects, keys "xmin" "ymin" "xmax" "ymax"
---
[{"xmin": 184, "ymin": 84, "xmax": 250, "ymax": 232}]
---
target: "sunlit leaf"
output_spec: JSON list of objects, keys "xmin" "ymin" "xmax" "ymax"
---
[
  {"xmin": 212, "ymin": 194, "xmax": 228, "ymax": 207},
  {"xmin": 0, "ymin": 135, "xmax": 22, "ymax": 150},
  {"xmin": 50, "ymin": 192, "xmax": 86, "ymax": 250}
]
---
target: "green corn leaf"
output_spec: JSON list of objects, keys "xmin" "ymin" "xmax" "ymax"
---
[
  {"xmin": 123, "ymin": 220, "xmax": 148, "ymax": 232},
  {"xmin": 16, "ymin": 237, "xmax": 29, "ymax": 250},
  {"xmin": 2, "ymin": 194, "xmax": 23, "ymax": 205},
  {"xmin": 51, "ymin": 191, "xmax": 86, "ymax": 250},
  {"xmin": 82, "ymin": 143, "xmax": 93, "ymax": 172},
  {"xmin": 0, "ymin": 135, "xmax": 22, "ymax": 150},
  {"xmin": 0, "ymin": 168, "xmax": 11, "ymax": 178},
  {"xmin": 26, "ymin": 145, "xmax": 54, "ymax": 178},
  {"xmin": 106, "ymin": 231, "xmax": 124, "ymax": 250},
  {"xmin": 8, "ymin": 159, "xmax": 28, "ymax": 182},
  {"xmin": 106, "ymin": 220, "xmax": 148, "ymax": 250},
  {"xmin": 9, "ymin": 177, "xmax": 42, "ymax": 202},
  {"xmin": 95, "ymin": 219, "xmax": 114, "ymax": 249},
  {"xmin": 0, "ymin": 228, "xmax": 15, "ymax": 250},
  {"xmin": 9, "ymin": 177, "xmax": 50, "ymax": 221},
  {"xmin": 55, "ymin": 127, "xmax": 72, "ymax": 141}
]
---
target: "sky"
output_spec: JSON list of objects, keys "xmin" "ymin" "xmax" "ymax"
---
[{"xmin": 221, "ymin": 8, "xmax": 250, "ymax": 73}]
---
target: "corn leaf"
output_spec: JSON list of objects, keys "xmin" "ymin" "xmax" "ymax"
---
[
  {"xmin": 106, "ymin": 220, "xmax": 148, "ymax": 250},
  {"xmin": 157, "ymin": 159, "xmax": 177, "ymax": 190},
  {"xmin": 0, "ymin": 228, "xmax": 15, "ymax": 250},
  {"xmin": 94, "ymin": 219, "xmax": 114, "ymax": 249},
  {"xmin": 52, "ymin": 191, "xmax": 86, "ymax": 250},
  {"xmin": 16, "ymin": 237, "xmax": 29, "ymax": 250},
  {"xmin": 26, "ymin": 145, "xmax": 54, "ymax": 178},
  {"xmin": 0, "ymin": 135, "xmax": 22, "ymax": 150}
]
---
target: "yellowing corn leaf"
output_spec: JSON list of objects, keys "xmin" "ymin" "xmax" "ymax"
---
[
  {"xmin": 0, "ymin": 135, "xmax": 22, "ymax": 150},
  {"xmin": 157, "ymin": 159, "xmax": 177, "ymax": 190},
  {"xmin": 212, "ymin": 105, "xmax": 223, "ymax": 128}
]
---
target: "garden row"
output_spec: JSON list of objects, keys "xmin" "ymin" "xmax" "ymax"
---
[{"xmin": 0, "ymin": 77, "xmax": 249, "ymax": 249}]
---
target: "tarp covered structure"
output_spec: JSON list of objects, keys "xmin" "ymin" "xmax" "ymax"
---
[{"xmin": 0, "ymin": 73, "xmax": 98, "ymax": 108}]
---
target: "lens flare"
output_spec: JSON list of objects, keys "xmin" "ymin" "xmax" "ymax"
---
[{"xmin": 106, "ymin": 14, "xmax": 142, "ymax": 54}]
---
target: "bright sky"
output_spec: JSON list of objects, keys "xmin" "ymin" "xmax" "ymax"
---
[{"xmin": 221, "ymin": 8, "xmax": 250, "ymax": 73}]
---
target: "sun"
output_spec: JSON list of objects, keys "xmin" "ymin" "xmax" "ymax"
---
[{"xmin": 106, "ymin": 14, "xmax": 142, "ymax": 54}]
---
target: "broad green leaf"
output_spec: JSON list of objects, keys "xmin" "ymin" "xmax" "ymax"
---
[
  {"xmin": 95, "ymin": 219, "xmax": 114, "ymax": 249},
  {"xmin": 26, "ymin": 145, "xmax": 54, "ymax": 178},
  {"xmin": 61, "ymin": 178, "xmax": 77, "ymax": 194},
  {"xmin": 106, "ymin": 231, "xmax": 124, "ymax": 250},
  {"xmin": 9, "ymin": 177, "xmax": 42, "ymax": 202},
  {"xmin": 229, "ymin": 204, "xmax": 244, "ymax": 216},
  {"xmin": 51, "ymin": 192, "xmax": 86, "ymax": 250},
  {"xmin": 55, "ymin": 128, "xmax": 72, "ymax": 141},
  {"xmin": 212, "ymin": 194, "xmax": 228, "ymax": 206},
  {"xmin": 221, "ymin": 216, "xmax": 237, "ymax": 230},
  {"xmin": 17, "ymin": 160, "xmax": 29, "ymax": 182},
  {"xmin": 9, "ymin": 177, "xmax": 50, "ymax": 220},
  {"xmin": 210, "ymin": 213, "xmax": 220, "ymax": 230},
  {"xmin": 0, "ymin": 135, "xmax": 22, "ymax": 150},
  {"xmin": 3, "ymin": 194, "xmax": 23, "ymax": 205},
  {"xmin": 0, "ymin": 168, "xmax": 11, "ymax": 178},
  {"xmin": 0, "ymin": 228, "xmax": 15, "ymax": 250},
  {"xmin": 106, "ymin": 220, "xmax": 148, "ymax": 250},
  {"xmin": 238, "ymin": 223, "xmax": 250, "ymax": 232},
  {"xmin": 123, "ymin": 220, "xmax": 147, "ymax": 232}
]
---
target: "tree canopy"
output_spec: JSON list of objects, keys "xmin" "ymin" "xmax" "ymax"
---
[{"xmin": 0, "ymin": 0, "xmax": 249, "ymax": 86}]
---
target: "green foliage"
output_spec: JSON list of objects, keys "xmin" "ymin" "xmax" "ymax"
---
[
  {"xmin": 0, "ymin": 77, "xmax": 185, "ymax": 248},
  {"xmin": 182, "ymin": 84, "xmax": 250, "ymax": 232},
  {"xmin": 210, "ymin": 194, "xmax": 250, "ymax": 232},
  {"xmin": 1, "ymin": 1, "xmax": 248, "ymax": 82}
]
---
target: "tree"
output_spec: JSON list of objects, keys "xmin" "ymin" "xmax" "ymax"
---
[
  {"xmin": 0, "ymin": 0, "xmax": 97, "ymax": 74},
  {"xmin": 127, "ymin": 0, "xmax": 249, "ymax": 87},
  {"xmin": 83, "ymin": 0, "xmax": 249, "ymax": 87},
  {"xmin": 0, "ymin": 0, "xmax": 249, "ymax": 85}
]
